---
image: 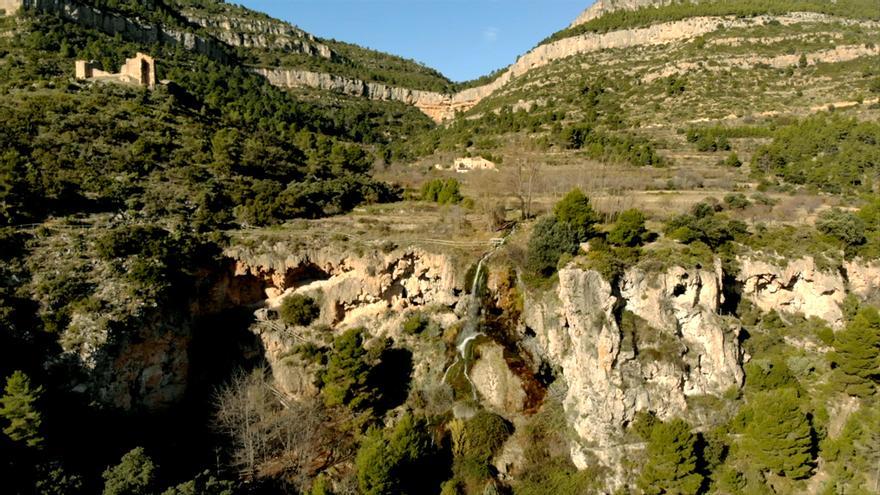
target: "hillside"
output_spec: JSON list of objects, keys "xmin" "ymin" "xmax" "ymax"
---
[{"xmin": 1, "ymin": 1, "xmax": 879, "ymax": 495}]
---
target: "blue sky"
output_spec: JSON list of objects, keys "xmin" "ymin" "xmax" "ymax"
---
[{"xmin": 238, "ymin": 0, "xmax": 591, "ymax": 82}]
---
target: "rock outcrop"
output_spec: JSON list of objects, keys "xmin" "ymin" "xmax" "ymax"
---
[
  {"xmin": 525, "ymin": 263, "xmax": 742, "ymax": 482},
  {"xmin": 225, "ymin": 244, "xmax": 464, "ymax": 398},
  {"xmin": 19, "ymin": 0, "xmax": 229, "ymax": 61},
  {"xmin": 470, "ymin": 342, "xmax": 527, "ymax": 414},
  {"xmin": 570, "ymin": 0, "xmax": 677, "ymax": 27},
  {"xmin": 738, "ymin": 256, "xmax": 880, "ymax": 329},
  {"xmin": 183, "ymin": 11, "xmax": 333, "ymax": 58},
  {"xmin": 253, "ymin": 67, "xmax": 484, "ymax": 122},
  {"xmin": 738, "ymin": 256, "xmax": 847, "ymax": 328}
]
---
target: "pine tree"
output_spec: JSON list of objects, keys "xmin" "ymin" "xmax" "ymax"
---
[
  {"xmin": 102, "ymin": 447, "xmax": 156, "ymax": 495},
  {"xmin": 356, "ymin": 414, "xmax": 436, "ymax": 495},
  {"xmin": 638, "ymin": 418, "xmax": 704, "ymax": 495},
  {"xmin": 741, "ymin": 389, "xmax": 813, "ymax": 479},
  {"xmin": 321, "ymin": 328, "xmax": 372, "ymax": 410},
  {"xmin": 830, "ymin": 307, "xmax": 880, "ymax": 397},
  {"xmin": 0, "ymin": 370, "xmax": 44, "ymax": 448}
]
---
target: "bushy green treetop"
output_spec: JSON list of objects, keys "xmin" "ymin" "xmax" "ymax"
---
[
  {"xmin": 608, "ymin": 209, "xmax": 647, "ymax": 247},
  {"xmin": 740, "ymin": 389, "xmax": 813, "ymax": 479},
  {"xmin": 638, "ymin": 418, "xmax": 704, "ymax": 495},
  {"xmin": 321, "ymin": 328, "xmax": 373, "ymax": 410},
  {"xmin": 0, "ymin": 370, "xmax": 44, "ymax": 448},
  {"xmin": 830, "ymin": 307, "xmax": 880, "ymax": 397},
  {"xmin": 102, "ymin": 447, "xmax": 157, "ymax": 495},
  {"xmin": 356, "ymin": 414, "xmax": 437, "ymax": 495}
]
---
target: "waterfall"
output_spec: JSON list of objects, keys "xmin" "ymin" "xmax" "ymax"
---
[
  {"xmin": 441, "ymin": 226, "xmax": 516, "ymax": 401},
  {"xmin": 441, "ymin": 254, "xmax": 488, "ymax": 400}
]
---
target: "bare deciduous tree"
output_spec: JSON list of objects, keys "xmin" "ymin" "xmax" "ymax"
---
[
  {"xmin": 213, "ymin": 367, "xmax": 332, "ymax": 488},
  {"xmin": 506, "ymin": 155, "xmax": 541, "ymax": 221}
]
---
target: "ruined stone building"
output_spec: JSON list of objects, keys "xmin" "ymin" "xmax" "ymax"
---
[
  {"xmin": 75, "ymin": 52, "xmax": 157, "ymax": 89},
  {"xmin": 0, "ymin": 0, "xmax": 22, "ymax": 16}
]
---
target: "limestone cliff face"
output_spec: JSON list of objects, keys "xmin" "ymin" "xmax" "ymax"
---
[
  {"xmin": 224, "ymin": 243, "xmax": 464, "ymax": 399},
  {"xmin": 183, "ymin": 12, "xmax": 333, "ymax": 58},
  {"xmin": 253, "ymin": 67, "xmax": 481, "ymax": 122},
  {"xmin": 570, "ymin": 0, "xmax": 677, "ymax": 27},
  {"xmin": 738, "ymin": 256, "xmax": 880, "ymax": 329},
  {"xmin": 525, "ymin": 263, "xmax": 742, "ymax": 478},
  {"xmin": 256, "ymin": 13, "xmax": 859, "ymax": 122},
  {"xmin": 20, "ymin": 0, "xmax": 229, "ymax": 61},
  {"xmin": 62, "ymin": 309, "xmax": 191, "ymax": 411}
]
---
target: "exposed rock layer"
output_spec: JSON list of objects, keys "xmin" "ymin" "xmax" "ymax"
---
[
  {"xmin": 19, "ymin": 0, "xmax": 229, "ymax": 61},
  {"xmin": 526, "ymin": 263, "xmax": 743, "ymax": 481},
  {"xmin": 183, "ymin": 11, "xmax": 333, "ymax": 58},
  {"xmin": 255, "ymin": 13, "xmax": 871, "ymax": 122}
]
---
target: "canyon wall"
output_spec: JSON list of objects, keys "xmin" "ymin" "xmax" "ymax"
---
[
  {"xmin": 525, "ymin": 262, "xmax": 743, "ymax": 483},
  {"xmin": 182, "ymin": 11, "xmax": 333, "ymax": 58},
  {"xmin": 255, "ymin": 13, "xmax": 868, "ymax": 122}
]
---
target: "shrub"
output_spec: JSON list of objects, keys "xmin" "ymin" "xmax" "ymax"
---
[
  {"xmin": 453, "ymin": 411, "xmax": 513, "ymax": 485},
  {"xmin": 102, "ymin": 447, "xmax": 157, "ymax": 495},
  {"xmin": 686, "ymin": 127, "xmax": 730, "ymax": 152},
  {"xmin": 723, "ymin": 193, "xmax": 751, "ymax": 210},
  {"xmin": 721, "ymin": 152, "xmax": 743, "ymax": 167},
  {"xmin": 461, "ymin": 411, "xmax": 513, "ymax": 463},
  {"xmin": 816, "ymin": 209, "xmax": 867, "ymax": 248},
  {"xmin": 402, "ymin": 313, "xmax": 429, "ymax": 335},
  {"xmin": 356, "ymin": 414, "xmax": 439, "ymax": 495},
  {"xmin": 526, "ymin": 216, "xmax": 580, "ymax": 277},
  {"xmin": 664, "ymin": 201, "xmax": 747, "ymax": 250},
  {"xmin": 744, "ymin": 358, "xmax": 801, "ymax": 393},
  {"xmin": 280, "ymin": 294, "xmax": 320, "ymax": 327},
  {"xmin": 608, "ymin": 209, "xmax": 648, "ymax": 247},
  {"xmin": 421, "ymin": 179, "xmax": 463, "ymax": 205}
]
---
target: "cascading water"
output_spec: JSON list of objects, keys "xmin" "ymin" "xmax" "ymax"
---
[{"xmin": 442, "ymin": 226, "xmax": 515, "ymax": 400}]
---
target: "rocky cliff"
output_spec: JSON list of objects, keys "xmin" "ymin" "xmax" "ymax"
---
[
  {"xmin": 739, "ymin": 255, "xmax": 880, "ymax": 329},
  {"xmin": 182, "ymin": 10, "xmax": 333, "ymax": 58},
  {"xmin": 255, "ymin": 13, "xmax": 871, "ymax": 122},
  {"xmin": 253, "ymin": 67, "xmax": 483, "ymax": 122},
  {"xmin": 18, "ymin": 0, "xmax": 229, "ymax": 61},
  {"xmin": 224, "ymin": 243, "xmax": 465, "ymax": 399},
  {"xmin": 570, "ymin": 0, "xmax": 678, "ymax": 27},
  {"xmin": 525, "ymin": 263, "xmax": 742, "ymax": 483}
]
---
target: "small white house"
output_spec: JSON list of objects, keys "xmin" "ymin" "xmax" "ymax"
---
[{"xmin": 453, "ymin": 157, "xmax": 497, "ymax": 173}]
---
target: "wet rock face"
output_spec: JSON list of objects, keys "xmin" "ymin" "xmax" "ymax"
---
[{"xmin": 470, "ymin": 342, "xmax": 527, "ymax": 414}]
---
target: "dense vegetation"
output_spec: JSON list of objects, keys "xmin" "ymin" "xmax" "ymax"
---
[
  {"xmin": 751, "ymin": 114, "xmax": 880, "ymax": 195},
  {"xmin": 0, "ymin": 13, "xmax": 420, "ymax": 229}
]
